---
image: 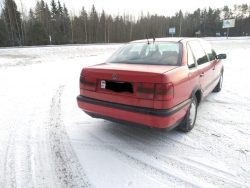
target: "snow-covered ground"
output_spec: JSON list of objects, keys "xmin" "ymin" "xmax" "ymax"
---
[{"xmin": 0, "ymin": 38, "xmax": 250, "ymax": 188}]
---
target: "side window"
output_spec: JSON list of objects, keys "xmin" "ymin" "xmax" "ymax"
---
[
  {"xmin": 211, "ymin": 49, "xmax": 216, "ymax": 59},
  {"xmin": 201, "ymin": 41, "xmax": 217, "ymax": 61},
  {"xmin": 129, "ymin": 44, "xmax": 144, "ymax": 53},
  {"xmin": 187, "ymin": 44, "xmax": 196, "ymax": 68},
  {"xmin": 188, "ymin": 41, "xmax": 209, "ymax": 65}
]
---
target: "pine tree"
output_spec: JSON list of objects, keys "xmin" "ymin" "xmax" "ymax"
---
[
  {"xmin": 50, "ymin": 0, "xmax": 59, "ymax": 44},
  {"xmin": 0, "ymin": 16, "xmax": 8, "ymax": 46},
  {"xmin": 57, "ymin": 0, "xmax": 62, "ymax": 15},
  {"xmin": 179, "ymin": 10, "xmax": 183, "ymax": 37},
  {"xmin": 61, "ymin": 3, "xmax": 70, "ymax": 43},
  {"xmin": 28, "ymin": 21, "xmax": 47, "ymax": 45},
  {"xmin": 99, "ymin": 10, "xmax": 106, "ymax": 43},
  {"xmin": 50, "ymin": 0, "xmax": 57, "ymax": 19},
  {"xmin": 44, "ymin": 3, "xmax": 51, "ymax": 40},
  {"xmin": 80, "ymin": 6, "xmax": 88, "ymax": 43},
  {"xmin": 2, "ymin": 0, "xmax": 22, "ymax": 46},
  {"xmin": 89, "ymin": 5, "xmax": 98, "ymax": 43}
]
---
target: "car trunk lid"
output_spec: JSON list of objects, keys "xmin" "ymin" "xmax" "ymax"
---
[
  {"xmin": 80, "ymin": 63, "xmax": 177, "ymax": 108},
  {"xmin": 82, "ymin": 63, "xmax": 176, "ymax": 83}
]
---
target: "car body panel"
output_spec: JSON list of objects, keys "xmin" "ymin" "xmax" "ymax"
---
[
  {"xmin": 77, "ymin": 95, "xmax": 190, "ymax": 129},
  {"xmin": 82, "ymin": 63, "xmax": 177, "ymax": 83},
  {"xmin": 197, "ymin": 62, "xmax": 214, "ymax": 97},
  {"xmin": 211, "ymin": 59, "xmax": 224, "ymax": 85}
]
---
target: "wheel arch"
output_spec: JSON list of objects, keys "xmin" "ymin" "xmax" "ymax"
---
[{"xmin": 190, "ymin": 85, "xmax": 202, "ymax": 106}]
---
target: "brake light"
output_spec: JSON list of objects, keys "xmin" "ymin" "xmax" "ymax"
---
[
  {"xmin": 136, "ymin": 83, "xmax": 154, "ymax": 99},
  {"xmin": 154, "ymin": 83, "xmax": 174, "ymax": 101},
  {"xmin": 80, "ymin": 76, "xmax": 97, "ymax": 91},
  {"xmin": 136, "ymin": 83, "xmax": 174, "ymax": 100}
]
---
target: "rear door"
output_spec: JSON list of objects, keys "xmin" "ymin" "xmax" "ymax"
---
[{"xmin": 188, "ymin": 40, "xmax": 214, "ymax": 98}]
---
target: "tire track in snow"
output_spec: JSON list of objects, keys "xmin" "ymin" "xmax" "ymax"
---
[
  {"xmin": 1, "ymin": 98, "xmax": 54, "ymax": 187},
  {"xmin": 100, "ymin": 124, "xmax": 244, "ymax": 188},
  {"xmin": 188, "ymin": 123, "xmax": 250, "ymax": 186},
  {"xmin": 75, "ymin": 120, "xmax": 248, "ymax": 187},
  {"xmin": 81, "ymin": 124, "xmax": 233, "ymax": 188},
  {"xmin": 72, "ymin": 121, "xmax": 246, "ymax": 187},
  {"xmin": 47, "ymin": 85, "xmax": 91, "ymax": 188},
  {"xmin": 0, "ymin": 101, "xmax": 36, "ymax": 188},
  {"xmin": 81, "ymin": 128, "xmax": 195, "ymax": 188},
  {"xmin": 204, "ymin": 98, "xmax": 250, "ymax": 106},
  {"xmin": 1, "ymin": 127, "xmax": 17, "ymax": 188}
]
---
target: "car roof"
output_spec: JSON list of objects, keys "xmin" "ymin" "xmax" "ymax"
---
[{"xmin": 130, "ymin": 37, "xmax": 204, "ymax": 43}]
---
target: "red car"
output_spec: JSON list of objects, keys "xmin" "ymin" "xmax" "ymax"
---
[{"xmin": 77, "ymin": 38, "xmax": 226, "ymax": 132}]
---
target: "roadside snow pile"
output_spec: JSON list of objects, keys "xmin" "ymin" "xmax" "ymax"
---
[
  {"xmin": 0, "ymin": 44, "xmax": 123, "ymax": 68},
  {"xmin": 209, "ymin": 38, "xmax": 250, "ymax": 52},
  {"xmin": 204, "ymin": 36, "xmax": 250, "ymax": 41}
]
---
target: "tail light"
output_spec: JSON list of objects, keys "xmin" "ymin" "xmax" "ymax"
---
[
  {"xmin": 136, "ymin": 82, "xmax": 174, "ymax": 101},
  {"xmin": 136, "ymin": 83, "xmax": 154, "ymax": 99},
  {"xmin": 80, "ymin": 76, "xmax": 97, "ymax": 91},
  {"xmin": 154, "ymin": 83, "xmax": 174, "ymax": 100}
]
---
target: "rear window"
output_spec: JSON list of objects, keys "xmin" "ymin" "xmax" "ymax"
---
[{"xmin": 106, "ymin": 42, "xmax": 182, "ymax": 66}]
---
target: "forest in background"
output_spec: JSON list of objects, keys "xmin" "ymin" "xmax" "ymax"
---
[{"xmin": 0, "ymin": 0, "xmax": 249, "ymax": 47}]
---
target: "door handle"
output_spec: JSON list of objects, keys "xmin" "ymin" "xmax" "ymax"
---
[{"xmin": 200, "ymin": 73, "xmax": 205, "ymax": 77}]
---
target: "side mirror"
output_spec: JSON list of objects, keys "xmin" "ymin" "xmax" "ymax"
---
[{"xmin": 215, "ymin": 54, "xmax": 227, "ymax": 59}]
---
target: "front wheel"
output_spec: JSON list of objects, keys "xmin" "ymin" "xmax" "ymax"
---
[
  {"xmin": 178, "ymin": 95, "xmax": 198, "ymax": 132},
  {"xmin": 213, "ymin": 73, "xmax": 223, "ymax": 92}
]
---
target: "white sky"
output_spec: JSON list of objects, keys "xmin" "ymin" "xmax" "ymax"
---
[{"xmin": 13, "ymin": 0, "xmax": 250, "ymax": 17}]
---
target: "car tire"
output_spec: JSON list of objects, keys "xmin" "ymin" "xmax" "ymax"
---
[
  {"xmin": 213, "ymin": 73, "xmax": 223, "ymax": 92},
  {"xmin": 178, "ymin": 95, "xmax": 197, "ymax": 132}
]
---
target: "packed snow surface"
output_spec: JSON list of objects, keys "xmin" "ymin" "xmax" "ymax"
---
[{"xmin": 0, "ymin": 38, "xmax": 250, "ymax": 188}]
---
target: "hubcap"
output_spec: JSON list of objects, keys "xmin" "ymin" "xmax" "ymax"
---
[{"xmin": 189, "ymin": 100, "xmax": 196, "ymax": 125}]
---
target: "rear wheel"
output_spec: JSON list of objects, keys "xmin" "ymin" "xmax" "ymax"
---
[
  {"xmin": 213, "ymin": 73, "xmax": 223, "ymax": 92},
  {"xmin": 178, "ymin": 95, "xmax": 197, "ymax": 132}
]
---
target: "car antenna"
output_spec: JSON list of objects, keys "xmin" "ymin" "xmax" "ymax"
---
[{"xmin": 146, "ymin": 34, "xmax": 150, "ymax": 45}]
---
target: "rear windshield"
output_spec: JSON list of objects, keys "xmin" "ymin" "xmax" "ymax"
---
[{"xmin": 106, "ymin": 42, "xmax": 182, "ymax": 66}]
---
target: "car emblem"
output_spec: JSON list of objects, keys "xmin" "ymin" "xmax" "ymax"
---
[{"xmin": 112, "ymin": 73, "xmax": 117, "ymax": 80}]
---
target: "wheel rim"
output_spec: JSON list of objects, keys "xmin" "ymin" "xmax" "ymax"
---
[
  {"xmin": 219, "ymin": 75, "xmax": 223, "ymax": 89},
  {"xmin": 189, "ymin": 99, "xmax": 196, "ymax": 125}
]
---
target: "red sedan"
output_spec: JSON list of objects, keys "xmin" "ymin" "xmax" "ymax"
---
[{"xmin": 77, "ymin": 38, "xmax": 226, "ymax": 132}]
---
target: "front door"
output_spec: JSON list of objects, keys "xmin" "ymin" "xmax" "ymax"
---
[{"xmin": 188, "ymin": 40, "xmax": 214, "ymax": 98}]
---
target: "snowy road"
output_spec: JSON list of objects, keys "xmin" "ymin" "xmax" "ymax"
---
[{"xmin": 0, "ymin": 39, "xmax": 250, "ymax": 188}]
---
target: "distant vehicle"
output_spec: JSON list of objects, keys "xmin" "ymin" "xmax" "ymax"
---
[{"xmin": 77, "ymin": 38, "xmax": 226, "ymax": 132}]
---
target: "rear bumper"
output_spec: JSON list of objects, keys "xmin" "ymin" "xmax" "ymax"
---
[{"xmin": 77, "ymin": 95, "xmax": 191, "ymax": 129}]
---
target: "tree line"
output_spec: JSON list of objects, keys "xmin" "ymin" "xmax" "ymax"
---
[{"xmin": 0, "ymin": 0, "xmax": 249, "ymax": 47}]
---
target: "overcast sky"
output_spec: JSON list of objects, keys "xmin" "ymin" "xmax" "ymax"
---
[{"xmin": 13, "ymin": 0, "xmax": 250, "ymax": 17}]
